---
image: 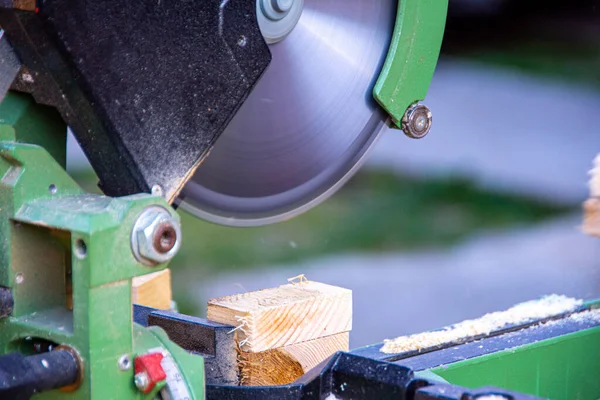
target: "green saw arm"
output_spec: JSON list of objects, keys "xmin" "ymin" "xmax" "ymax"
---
[{"xmin": 375, "ymin": 0, "xmax": 448, "ymax": 126}]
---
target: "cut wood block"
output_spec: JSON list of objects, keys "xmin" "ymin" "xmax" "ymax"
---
[
  {"xmin": 207, "ymin": 281, "xmax": 352, "ymax": 353},
  {"xmin": 239, "ymin": 332, "xmax": 349, "ymax": 386},
  {"xmin": 132, "ymin": 269, "xmax": 172, "ymax": 310},
  {"xmin": 583, "ymin": 155, "xmax": 600, "ymax": 237},
  {"xmin": 583, "ymin": 198, "xmax": 600, "ymax": 237},
  {"xmin": 13, "ymin": 0, "xmax": 36, "ymax": 11}
]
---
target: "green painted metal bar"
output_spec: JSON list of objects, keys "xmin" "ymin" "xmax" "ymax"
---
[
  {"xmin": 0, "ymin": 92, "xmax": 205, "ymax": 399},
  {"xmin": 374, "ymin": 0, "xmax": 448, "ymax": 126},
  {"xmin": 431, "ymin": 326, "xmax": 600, "ymax": 400}
]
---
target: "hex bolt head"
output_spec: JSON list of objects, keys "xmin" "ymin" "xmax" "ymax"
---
[
  {"xmin": 401, "ymin": 103, "xmax": 432, "ymax": 139},
  {"xmin": 131, "ymin": 207, "xmax": 182, "ymax": 266}
]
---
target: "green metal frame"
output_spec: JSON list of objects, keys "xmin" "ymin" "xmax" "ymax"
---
[
  {"xmin": 0, "ymin": 92, "xmax": 204, "ymax": 399},
  {"xmin": 375, "ymin": 0, "xmax": 448, "ymax": 126},
  {"xmin": 427, "ymin": 306, "xmax": 600, "ymax": 400}
]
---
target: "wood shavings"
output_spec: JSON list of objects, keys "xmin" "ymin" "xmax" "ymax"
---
[
  {"xmin": 288, "ymin": 274, "xmax": 308, "ymax": 285},
  {"xmin": 569, "ymin": 308, "xmax": 600, "ymax": 322},
  {"xmin": 380, "ymin": 295, "xmax": 582, "ymax": 354},
  {"xmin": 590, "ymin": 154, "xmax": 600, "ymax": 197},
  {"xmin": 531, "ymin": 308, "xmax": 600, "ymax": 328}
]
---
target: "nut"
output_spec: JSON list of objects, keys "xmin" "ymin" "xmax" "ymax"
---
[
  {"xmin": 401, "ymin": 103, "xmax": 432, "ymax": 139},
  {"xmin": 131, "ymin": 207, "xmax": 181, "ymax": 266}
]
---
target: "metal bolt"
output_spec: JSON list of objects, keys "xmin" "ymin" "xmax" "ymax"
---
[
  {"xmin": 131, "ymin": 207, "xmax": 182, "ymax": 266},
  {"xmin": 272, "ymin": 0, "xmax": 293, "ymax": 12},
  {"xmin": 237, "ymin": 35, "xmax": 247, "ymax": 47},
  {"xmin": 151, "ymin": 185, "xmax": 163, "ymax": 197},
  {"xmin": 134, "ymin": 372, "xmax": 150, "ymax": 392},
  {"xmin": 118, "ymin": 354, "xmax": 132, "ymax": 371},
  {"xmin": 401, "ymin": 103, "xmax": 432, "ymax": 139},
  {"xmin": 261, "ymin": 0, "xmax": 295, "ymax": 20}
]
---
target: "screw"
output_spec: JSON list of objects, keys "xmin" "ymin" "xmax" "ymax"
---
[
  {"xmin": 118, "ymin": 354, "xmax": 132, "ymax": 371},
  {"xmin": 131, "ymin": 207, "xmax": 182, "ymax": 265},
  {"xmin": 134, "ymin": 372, "xmax": 150, "ymax": 392},
  {"xmin": 151, "ymin": 185, "xmax": 163, "ymax": 197},
  {"xmin": 22, "ymin": 73, "xmax": 34, "ymax": 83},
  {"xmin": 401, "ymin": 103, "xmax": 432, "ymax": 139}
]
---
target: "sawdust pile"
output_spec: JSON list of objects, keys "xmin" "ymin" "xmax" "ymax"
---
[
  {"xmin": 534, "ymin": 308, "xmax": 600, "ymax": 328},
  {"xmin": 380, "ymin": 295, "xmax": 582, "ymax": 354}
]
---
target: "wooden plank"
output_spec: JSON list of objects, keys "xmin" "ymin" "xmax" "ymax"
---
[
  {"xmin": 132, "ymin": 269, "xmax": 172, "ymax": 310},
  {"xmin": 13, "ymin": 0, "xmax": 36, "ymax": 11},
  {"xmin": 239, "ymin": 332, "xmax": 349, "ymax": 386},
  {"xmin": 584, "ymin": 155, "xmax": 600, "ymax": 237},
  {"xmin": 583, "ymin": 198, "xmax": 600, "ymax": 237},
  {"xmin": 207, "ymin": 281, "xmax": 352, "ymax": 353}
]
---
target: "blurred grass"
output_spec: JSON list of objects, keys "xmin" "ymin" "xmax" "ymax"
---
[
  {"xmin": 465, "ymin": 41, "xmax": 600, "ymax": 88},
  {"xmin": 71, "ymin": 165, "xmax": 571, "ymax": 316},
  {"xmin": 172, "ymin": 170, "xmax": 570, "ymax": 278},
  {"xmin": 69, "ymin": 169, "xmax": 571, "ymax": 276}
]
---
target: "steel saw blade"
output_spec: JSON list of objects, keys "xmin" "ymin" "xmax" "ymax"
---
[{"xmin": 179, "ymin": 0, "xmax": 396, "ymax": 226}]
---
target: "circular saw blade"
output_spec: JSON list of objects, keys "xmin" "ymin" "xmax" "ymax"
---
[{"xmin": 179, "ymin": 0, "xmax": 397, "ymax": 226}]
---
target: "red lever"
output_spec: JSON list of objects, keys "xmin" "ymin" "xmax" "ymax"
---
[{"xmin": 134, "ymin": 352, "xmax": 166, "ymax": 394}]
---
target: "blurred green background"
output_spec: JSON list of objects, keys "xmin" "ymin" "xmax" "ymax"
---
[
  {"xmin": 71, "ymin": 167, "xmax": 571, "ymax": 316},
  {"xmin": 69, "ymin": 0, "xmax": 598, "ymax": 319}
]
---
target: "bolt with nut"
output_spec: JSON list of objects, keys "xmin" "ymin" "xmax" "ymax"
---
[
  {"xmin": 131, "ymin": 207, "xmax": 182, "ymax": 266},
  {"xmin": 401, "ymin": 103, "xmax": 432, "ymax": 139}
]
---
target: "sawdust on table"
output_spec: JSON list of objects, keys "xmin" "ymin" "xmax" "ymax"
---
[
  {"xmin": 380, "ymin": 294, "xmax": 583, "ymax": 354},
  {"xmin": 531, "ymin": 307, "xmax": 600, "ymax": 328}
]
